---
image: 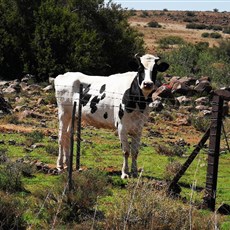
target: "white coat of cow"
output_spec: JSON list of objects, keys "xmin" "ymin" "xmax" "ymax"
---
[{"xmin": 55, "ymin": 54, "xmax": 169, "ymax": 178}]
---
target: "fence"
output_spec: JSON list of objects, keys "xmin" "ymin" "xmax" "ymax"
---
[{"xmin": 65, "ymin": 83, "xmax": 230, "ymax": 212}]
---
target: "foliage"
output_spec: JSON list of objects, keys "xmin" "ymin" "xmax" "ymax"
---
[
  {"xmin": 0, "ymin": 192, "xmax": 26, "ymax": 229},
  {"xmin": 34, "ymin": 169, "xmax": 110, "ymax": 226},
  {"xmin": 223, "ymin": 26, "xmax": 230, "ymax": 34},
  {"xmin": 25, "ymin": 130, "xmax": 44, "ymax": 146},
  {"xmin": 210, "ymin": 32, "xmax": 222, "ymax": 39},
  {"xmin": 147, "ymin": 21, "xmax": 161, "ymax": 28},
  {"xmin": 105, "ymin": 181, "xmax": 215, "ymax": 230},
  {"xmin": 0, "ymin": 161, "xmax": 25, "ymax": 192},
  {"xmin": 161, "ymin": 41, "xmax": 230, "ymax": 86},
  {"xmin": 189, "ymin": 115, "xmax": 210, "ymax": 132},
  {"xmin": 186, "ymin": 23, "xmax": 207, "ymax": 30},
  {"xmin": 0, "ymin": 0, "xmax": 144, "ymax": 80},
  {"xmin": 158, "ymin": 35, "xmax": 185, "ymax": 49}
]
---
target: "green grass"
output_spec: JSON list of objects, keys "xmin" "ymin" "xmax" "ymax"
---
[{"xmin": 1, "ymin": 123, "xmax": 230, "ymax": 228}]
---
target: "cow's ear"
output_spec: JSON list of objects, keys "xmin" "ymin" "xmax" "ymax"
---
[{"xmin": 157, "ymin": 62, "xmax": 169, "ymax": 72}]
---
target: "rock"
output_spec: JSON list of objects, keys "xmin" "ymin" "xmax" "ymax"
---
[
  {"xmin": 195, "ymin": 96, "xmax": 209, "ymax": 105},
  {"xmin": 37, "ymin": 98, "xmax": 46, "ymax": 105},
  {"xmin": 195, "ymin": 105, "xmax": 210, "ymax": 111},
  {"xmin": 150, "ymin": 99, "xmax": 164, "ymax": 111},
  {"xmin": 8, "ymin": 140, "xmax": 16, "ymax": 145},
  {"xmin": 176, "ymin": 96, "xmax": 192, "ymax": 105},
  {"xmin": 43, "ymin": 85, "xmax": 53, "ymax": 92},
  {"xmin": 0, "ymin": 95, "xmax": 12, "ymax": 114}
]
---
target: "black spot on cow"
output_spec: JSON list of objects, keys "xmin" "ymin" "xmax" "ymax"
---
[
  {"xmin": 100, "ymin": 84, "xmax": 106, "ymax": 93},
  {"xmin": 81, "ymin": 84, "xmax": 92, "ymax": 106},
  {"xmin": 90, "ymin": 96, "xmax": 100, "ymax": 113},
  {"xmin": 103, "ymin": 112, "xmax": 108, "ymax": 119},
  {"xmin": 118, "ymin": 104, "xmax": 124, "ymax": 120},
  {"xmin": 101, "ymin": 93, "xmax": 106, "ymax": 101},
  {"xmin": 82, "ymin": 94, "xmax": 92, "ymax": 106}
]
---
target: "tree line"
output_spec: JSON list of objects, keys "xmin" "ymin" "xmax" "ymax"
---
[{"xmin": 0, "ymin": 0, "xmax": 144, "ymax": 80}]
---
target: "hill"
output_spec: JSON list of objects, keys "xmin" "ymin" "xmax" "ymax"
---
[{"xmin": 128, "ymin": 10, "xmax": 230, "ymax": 52}]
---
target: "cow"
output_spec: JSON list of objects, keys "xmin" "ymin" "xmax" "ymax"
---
[{"xmin": 55, "ymin": 54, "xmax": 169, "ymax": 178}]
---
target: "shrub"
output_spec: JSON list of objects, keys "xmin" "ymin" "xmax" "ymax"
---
[
  {"xmin": 105, "ymin": 181, "xmax": 214, "ymax": 230},
  {"xmin": 45, "ymin": 143, "xmax": 58, "ymax": 156},
  {"xmin": 186, "ymin": 11, "xmax": 196, "ymax": 17},
  {"xmin": 186, "ymin": 23, "xmax": 207, "ymax": 30},
  {"xmin": 223, "ymin": 27, "xmax": 230, "ymax": 34},
  {"xmin": 0, "ymin": 161, "xmax": 28, "ymax": 192},
  {"xmin": 189, "ymin": 115, "xmax": 210, "ymax": 132},
  {"xmin": 140, "ymin": 11, "xmax": 149, "ymax": 18},
  {"xmin": 0, "ymin": 147, "xmax": 8, "ymax": 163},
  {"xmin": 1, "ymin": 114, "xmax": 20, "ymax": 125},
  {"xmin": 147, "ymin": 21, "xmax": 161, "ymax": 28},
  {"xmin": 45, "ymin": 169, "xmax": 110, "ymax": 225},
  {"xmin": 183, "ymin": 17, "xmax": 198, "ymax": 23},
  {"xmin": 0, "ymin": 192, "xmax": 25, "ymax": 229},
  {"xmin": 210, "ymin": 32, "xmax": 222, "ymax": 39},
  {"xmin": 164, "ymin": 160, "xmax": 182, "ymax": 180},
  {"xmin": 25, "ymin": 130, "xmax": 44, "ymax": 146},
  {"xmin": 202, "ymin": 32, "xmax": 210, "ymax": 38},
  {"xmin": 158, "ymin": 36, "xmax": 185, "ymax": 49}
]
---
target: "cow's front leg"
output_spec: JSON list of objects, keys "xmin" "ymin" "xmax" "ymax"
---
[
  {"xmin": 130, "ymin": 134, "xmax": 141, "ymax": 178},
  {"xmin": 118, "ymin": 126, "xmax": 130, "ymax": 179}
]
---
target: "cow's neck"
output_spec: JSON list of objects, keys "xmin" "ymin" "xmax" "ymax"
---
[{"xmin": 122, "ymin": 74, "xmax": 152, "ymax": 113}]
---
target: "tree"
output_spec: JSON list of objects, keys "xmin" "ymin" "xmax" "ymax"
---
[{"xmin": 0, "ymin": 0, "xmax": 144, "ymax": 80}]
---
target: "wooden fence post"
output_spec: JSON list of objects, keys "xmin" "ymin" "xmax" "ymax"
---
[
  {"xmin": 203, "ymin": 95, "xmax": 223, "ymax": 211},
  {"xmin": 68, "ymin": 101, "xmax": 77, "ymax": 191},
  {"xmin": 76, "ymin": 84, "xmax": 83, "ymax": 171}
]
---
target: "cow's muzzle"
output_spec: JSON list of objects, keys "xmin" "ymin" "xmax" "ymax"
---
[{"xmin": 143, "ymin": 81, "xmax": 154, "ymax": 89}]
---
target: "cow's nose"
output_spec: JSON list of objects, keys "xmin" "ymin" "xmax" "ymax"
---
[{"xmin": 144, "ymin": 82, "xmax": 154, "ymax": 89}]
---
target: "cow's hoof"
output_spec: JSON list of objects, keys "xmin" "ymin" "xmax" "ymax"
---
[
  {"xmin": 121, "ymin": 173, "xmax": 129, "ymax": 179},
  {"xmin": 131, "ymin": 173, "xmax": 138, "ymax": 178}
]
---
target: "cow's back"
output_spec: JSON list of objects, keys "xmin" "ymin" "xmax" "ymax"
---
[{"xmin": 55, "ymin": 71, "xmax": 137, "ymax": 129}]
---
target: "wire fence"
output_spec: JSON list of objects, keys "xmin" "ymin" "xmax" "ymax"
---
[{"xmin": 1, "ymin": 85, "xmax": 230, "ymax": 218}]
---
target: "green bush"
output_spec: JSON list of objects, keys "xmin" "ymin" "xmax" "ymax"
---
[
  {"xmin": 186, "ymin": 11, "xmax": 196, "ymax": 17},
  {"xmin": 0, "ymin": 162, "xmax": 25, "ymax": 192},
  {"xmin": 147, "ymin": 21, "xmax": 161, "ymax": 28},
  {"xmin": 41, "ymin": 169, "xmax": 110, "ymax": 225},
  {"xmin": 158, "ymin": 36, "xmax": 185, "ymax": 49},
  {"xmin": 223, "ymin": 27, "xmax": 230, "ymax": 34},
  {"xmin": 0, "ymin": 192, "xmax": 25, "ymax": 229},
  {"xmin": 186, "ymin": 23, "xmax": 207, "ymax": 30},
  {"xmin": 45, "ymin": 143, "xmax": 58, "ymax": 156},
  {"xmin": 210, "ymin": 32, "xmax": 222, "ymax": 39},
  {"xmin": 202, "ymin": 32, "xmax": 210, "ymax": 38},
  {"xmin": 25, "ymin": 130, "xmax": 44, "ymax": 146}
]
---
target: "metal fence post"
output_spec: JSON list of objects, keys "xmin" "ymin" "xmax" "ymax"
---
[
  {"xmin": 168, "ymin": 128, "xmax": 210, "ymax": 194},
  {"xmin": 76, "ymin": 84, "xmax": 83, "ymax": 171},
  {"xmin": 203, "ymin": 95, "xmax": 223, "ymax": 211},
  {"xmin": 68, "ymin": 101, "xmax": 76, "ymax": 191}
]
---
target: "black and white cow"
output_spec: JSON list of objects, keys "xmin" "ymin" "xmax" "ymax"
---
[{"xmin": 55, "ymin": 54, "xmax": 169, "ymax": 178}]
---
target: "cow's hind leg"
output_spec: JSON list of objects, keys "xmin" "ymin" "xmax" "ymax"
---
[
  {"xmin": 130, "ymin": 134, "xmax": 141, "ymax": 178},
  {"xmin": 57, "ymin": 111, "xmax": 71, "ymax": 170}
]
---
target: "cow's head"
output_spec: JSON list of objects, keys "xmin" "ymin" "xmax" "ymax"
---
[{"xmin": 135, "ymin": 54, "xmax": 169, "ymax": 98}]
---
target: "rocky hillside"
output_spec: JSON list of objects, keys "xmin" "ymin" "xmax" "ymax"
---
[{"xmin": 128, "ymin": 10, "xmax": 230, "ymax": 52}]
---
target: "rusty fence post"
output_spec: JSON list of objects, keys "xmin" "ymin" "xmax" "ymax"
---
[
  {"xmin": 68, "ymin": 101, "xmax": 77, "ymax": 191},
  {"xmin": 76, "ymin": 84, "xmax": 83, "ymax": 171},
  {"xmin": 203, "ymin": 95, "xmax": 223, "ymax": 211}
]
